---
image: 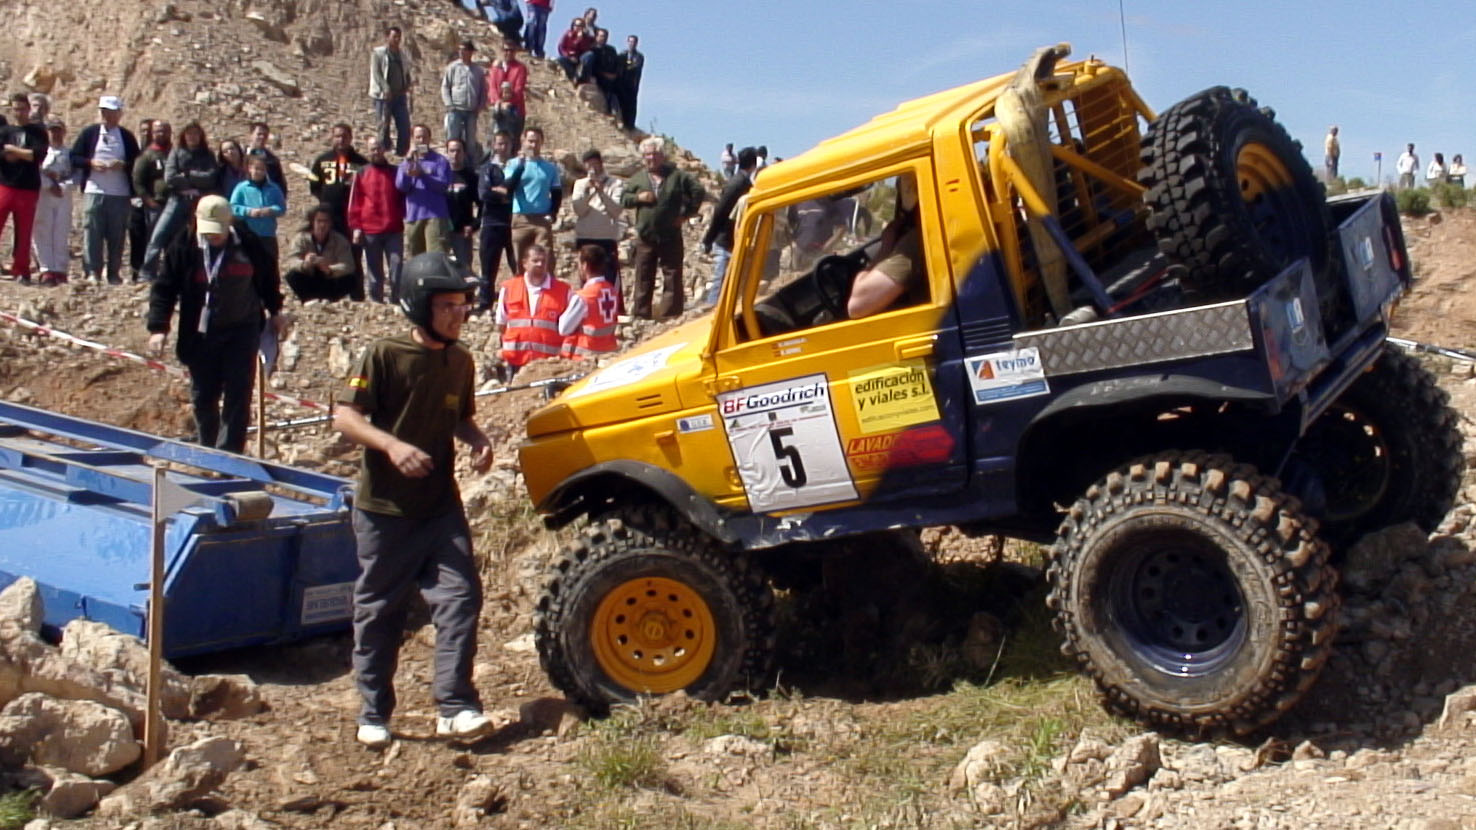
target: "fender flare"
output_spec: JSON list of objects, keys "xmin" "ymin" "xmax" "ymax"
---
[
  {"xmin": 536, "ymin": 460, "xmax": 738, "ymax": 544},
  {"xmin": 1029, "ymin": 373, "xmax": 1275, "ymax": 424}
]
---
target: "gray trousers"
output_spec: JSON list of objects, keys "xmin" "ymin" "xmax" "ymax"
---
[
  {"xmin": 351, "ymin": 507, "xmax": 483, "ymax": 724},
  {"xmin": 82, "ymin": 193, "xmax": 131, "ymax": 281},
  {"xmin": 362, "ymin": 231, "xmax": 403, "ymax": 303}
]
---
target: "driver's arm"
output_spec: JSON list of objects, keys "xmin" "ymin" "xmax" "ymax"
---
[
  {"xmin": 847, "ymin": 268, "xmax": 908, "ymax": 318},
  {"xmin": 846, "ymin": 224, "xmax": 920, "ymax": 318}
]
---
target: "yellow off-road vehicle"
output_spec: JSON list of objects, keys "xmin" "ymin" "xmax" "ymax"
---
[{"xmin": 519, "ymin": 45, "xmax": 1461, "ymax": 733}]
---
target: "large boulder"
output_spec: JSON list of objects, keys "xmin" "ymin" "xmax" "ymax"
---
[
  {"xmin": 59, "ymin": 619, "xmax": 192, "ymax": 720},
  {"xmin": 189, "ymin": 674, "xmax": 265, "ymax": 720},
  {"xmin": 18, "ymin": 765, "xmax": 118, "ymax": 819},
  {"xmin": 0, "ymin": 631, "xmax": 148, "ymax": 731},
  {"xmin": 96, "ymin": 736, "xmax": 244, "ymax": 818},
  {"xmin": 0, "ymin": 693, "xmax": 140, "ymax": 776},
  {"xmin": 0, "ymin": 577, "xmax": 45, "ymax": 641}
]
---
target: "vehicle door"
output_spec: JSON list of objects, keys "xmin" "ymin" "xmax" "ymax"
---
[{"xmin": 707, "ymin": 164, "xmax": 969, "ymax": 516}]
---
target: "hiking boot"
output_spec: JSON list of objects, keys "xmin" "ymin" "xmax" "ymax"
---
[
  {"xmin": 436, "ymin": 710, "xmax": 492, "ymax": 739},
  {"xmin": 356, "ymin": 723, "xmax": 392, "ymax": 748}
]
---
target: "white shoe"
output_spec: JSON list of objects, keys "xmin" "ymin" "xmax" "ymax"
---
[
  {"xmin": 436, "ymin": 710, "xmax": 492, "ymax": 739},
  {"xmin": 356, "ymin": 723, "xmax": 392, "ymax": 748}
]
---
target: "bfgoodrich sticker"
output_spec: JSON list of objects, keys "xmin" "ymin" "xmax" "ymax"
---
[{"xmin": 965, "ymin": 348, "xmax": 1049, "ymax": 404}]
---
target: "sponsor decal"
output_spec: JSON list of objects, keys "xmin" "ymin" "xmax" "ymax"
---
[
  {"xmin": 844, "ymin": 424, "xmax": 955, "ymax": 471},
  {"xmin": 719, "ymin": 378, "xmax": 827, "ymax": 417},
  {"xmin": 846, "ymin": 360, "xmax": 939, "ymax": 434},
  {"xmin": 677, "ymin": 413, "xmax": 715, "ymax": 434},
  {"xmin": 301, "ymin": 582, "xmax": 354, "ymax": 626},
  {"xmin": 567, "ymin": 343, "xmax": 686, "ymax": 397},
  {"xmin": 716, "ymin": 374, "xmax": 856, "ymax": 512},
  {"xmin": 965, "ymin": 347, "xmax": 1049, "ymax": 404}
]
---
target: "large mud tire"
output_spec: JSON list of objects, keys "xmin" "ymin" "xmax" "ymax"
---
[
  {"xmin": 1296, "ymin": 348, "xmax": 1464, "ymax": 546},
  {"xmin": 534, "ymin": 506, "xmax": 775, "ymax": 712},
  {"xmin": 1047, "ymin": 452, "xmax": 1338, "ymax": 735},
  {"xmin": 1139, "ymin": 87, "xmax": 1331, "ymax": 300}
]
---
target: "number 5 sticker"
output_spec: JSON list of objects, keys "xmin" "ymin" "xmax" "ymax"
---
[
  {"xmin": 769, "ymin": 427, "xmax": 807, "ymax": 487},
  {"xmin": 717, "ymin": 375, "xmax": 856, "ymax": 512}
]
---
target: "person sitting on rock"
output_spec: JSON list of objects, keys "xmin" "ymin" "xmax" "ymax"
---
[
  {"xmin": 554, "ymin": 16, "xmax": 593, "ymax": 84},
  {"xmin": 284, "ymin": 205, "xmax": 357, "ymax": 302}
]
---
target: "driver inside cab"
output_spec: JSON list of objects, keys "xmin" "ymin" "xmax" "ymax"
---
[{"xmin": 846, "ymin": 175, "xmax": 923, "ymax": 318}]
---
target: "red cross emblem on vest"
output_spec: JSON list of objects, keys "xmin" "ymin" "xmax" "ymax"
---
[{"xmin": 598, "ymin": 286, "xmax": 618, "ymax": 320}]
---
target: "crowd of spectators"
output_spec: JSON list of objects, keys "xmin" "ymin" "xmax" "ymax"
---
[{"xmin": 0, "ymin": 9, "xmax": 697, "ymax": 433}]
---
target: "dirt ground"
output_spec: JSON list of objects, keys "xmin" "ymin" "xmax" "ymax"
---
[{"xmin": 3, "ymin": 208, "xmax": 1476, "ymax": 829}]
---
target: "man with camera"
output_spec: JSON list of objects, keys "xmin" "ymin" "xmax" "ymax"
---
[{"xmin": 396, "ymin": 124, "xmax": 452, "ymax": 257}]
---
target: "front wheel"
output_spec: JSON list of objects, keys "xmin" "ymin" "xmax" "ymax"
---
[
  {"xmin": 534, "ymin": 507, "xmax": 775, "ymax": 712},
  {"xmin": 1047, "ymin": 452, "xmax": 1338, "ymax": 735}
]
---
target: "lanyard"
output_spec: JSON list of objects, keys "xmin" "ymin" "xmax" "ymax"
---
[{"xmin": 197, "ymin": 240, "xmax": 230, "ymax": 334}]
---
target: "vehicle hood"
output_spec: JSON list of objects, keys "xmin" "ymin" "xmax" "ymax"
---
[{"xmin": 525, "ymin": 318, "xmax": 711, "ymax": 436}]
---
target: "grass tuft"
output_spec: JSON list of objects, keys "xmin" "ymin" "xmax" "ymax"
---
[{"xmin": 0, "ymin": 790, "xmax": 37, "ymax": 830}]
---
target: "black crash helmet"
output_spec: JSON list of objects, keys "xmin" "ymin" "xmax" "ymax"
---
[{"xmin": 399, "ymin": 252, "xmax": 477, "ymax": 341}]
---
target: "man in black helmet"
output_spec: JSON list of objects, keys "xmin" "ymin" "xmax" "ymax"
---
[{"xmin": 333, "ymin": 251, "xmax": 495, "ymax": 749}]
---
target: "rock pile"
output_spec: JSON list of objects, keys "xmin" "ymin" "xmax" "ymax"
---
[{"xmin": 0, "ymin": 578, "xmax": 260, "ymax": 820}]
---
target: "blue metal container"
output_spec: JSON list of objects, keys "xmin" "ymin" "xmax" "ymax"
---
[{"xmin": 0, "ymin": 401, "xmax": 359, "ymax": 658}]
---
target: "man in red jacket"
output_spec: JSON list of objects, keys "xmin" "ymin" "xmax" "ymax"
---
[
  {"xmin": 348, "ymin": 139, "xmax": 406, "ymax": 303},
  {"xmin": 486, "ymin": 40, "xmax": 527, "ymax": 153}
]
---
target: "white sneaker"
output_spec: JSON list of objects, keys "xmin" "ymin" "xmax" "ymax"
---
[
  {"xmin": 436, "ymin": 710, "xmax": 493, "ymax": 739},
  {"xmin": 356, "ymin": 723, "xmax": 392, "ymax": 748}
]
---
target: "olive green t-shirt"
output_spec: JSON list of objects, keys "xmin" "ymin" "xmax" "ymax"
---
[{"xmin": 338, "ymin": 336, "xmax": 475, "ymax": 518}]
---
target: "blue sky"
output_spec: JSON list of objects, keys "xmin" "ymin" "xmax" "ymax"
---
[{"xmin": 523, "ymin": 0, "xmax": 1474, "ymax": 183}]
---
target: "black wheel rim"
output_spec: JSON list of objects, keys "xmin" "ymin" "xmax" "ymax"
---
[
  {"xmin": 1298, "ymin": 403, "xmax": 1392, "ymax": 524},
  {"xmin": 1105, "ymin": 529, "xmax": 1246, "ymax": 678}
]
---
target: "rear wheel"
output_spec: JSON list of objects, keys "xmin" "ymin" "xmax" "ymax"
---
[
  {"xmin": 1139, "ymin": 87, "xmax": 1331, "ymax": 300},
  {"xmin": 1294, "ymin": 348, "xmax": 1464, "ymax": 546},
  {"xmin": 534, "ymin": 506, "xmax": 775, "ymax": 711},
  {"xmin": 1047, "ymin": 452, "xmax": 1338, "ymax": 735}
]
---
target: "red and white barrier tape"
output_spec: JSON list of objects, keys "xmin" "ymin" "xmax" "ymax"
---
[{"xmin": 0, "ymin": 310, "xmax": 332, "ymax": 413}]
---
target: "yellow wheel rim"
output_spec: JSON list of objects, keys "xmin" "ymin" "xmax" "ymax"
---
[
  {"xmin": 1236, "ymin": 142, "xmax": 1294, "ymax": 203},
  {"xmin": 590, "ymin": 576, "xmax": 717, "ymax": 694}
]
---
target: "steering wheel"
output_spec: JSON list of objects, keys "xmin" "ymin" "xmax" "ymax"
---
[{"xmin": 810, "ymin": 254, "xmax": 861, "ymax": 321}]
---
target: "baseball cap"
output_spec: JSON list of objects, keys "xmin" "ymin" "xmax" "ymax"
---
[
  {"xmin": 195, "ymin": 195, "xmax": 232, "ymax": 235},
  {"xmin": 98, "ymin": 96, "xmax": 124, "ymax": 111}
]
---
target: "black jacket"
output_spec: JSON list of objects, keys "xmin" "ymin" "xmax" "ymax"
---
[
  {"xmin": 702, "ymin": 170, "xmax": 752, "ymax": 251},
  {"xmin": 448, "ymin": 164, "xmax": 479, "ymax": 232},
  {"xmin": 310, "ymin": 148, "xmax": 370, "ymax": 226},
  {"xmin": 147, "ymin": 220, "xmax": 283, "ymax": 362},
  {"xmin": 477, "ymin": 159, "xmax": 514, "ymax": 227},
  {"xmin": 69, "ymin": 123, "xmax": 141, "ymax": 195}
]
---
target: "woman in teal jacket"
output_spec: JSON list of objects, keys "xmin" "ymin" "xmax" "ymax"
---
[{"xmin": 229, "ymin": 155, "xmax": 287, "ymax": 263}]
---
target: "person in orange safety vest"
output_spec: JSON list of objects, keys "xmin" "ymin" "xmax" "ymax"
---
[
  {"xmin": 561, "ymin": 244, "xmax": 620, "ymax": 359},
  {"xmin": 495, "ymin": 243, "xmax": 585, "ymax": 375}
]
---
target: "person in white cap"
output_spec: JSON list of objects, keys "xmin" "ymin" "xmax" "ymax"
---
[
  {"xmin": 69, "ymin": 96, "xmax": 140, "ymax": 284},
  {"xmin": 146, "ymin": 194, "xmax": 287, "ymax": 453}
]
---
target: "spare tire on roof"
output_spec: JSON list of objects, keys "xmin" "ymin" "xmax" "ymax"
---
[{"xmin": 1138, "ymin": 87, "xmax": 1331, "ymax": 301}]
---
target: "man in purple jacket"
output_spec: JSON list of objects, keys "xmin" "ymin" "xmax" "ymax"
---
[{"xmin": 396, "ymin": 123, "xmax": 452, "ymax": 257}]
